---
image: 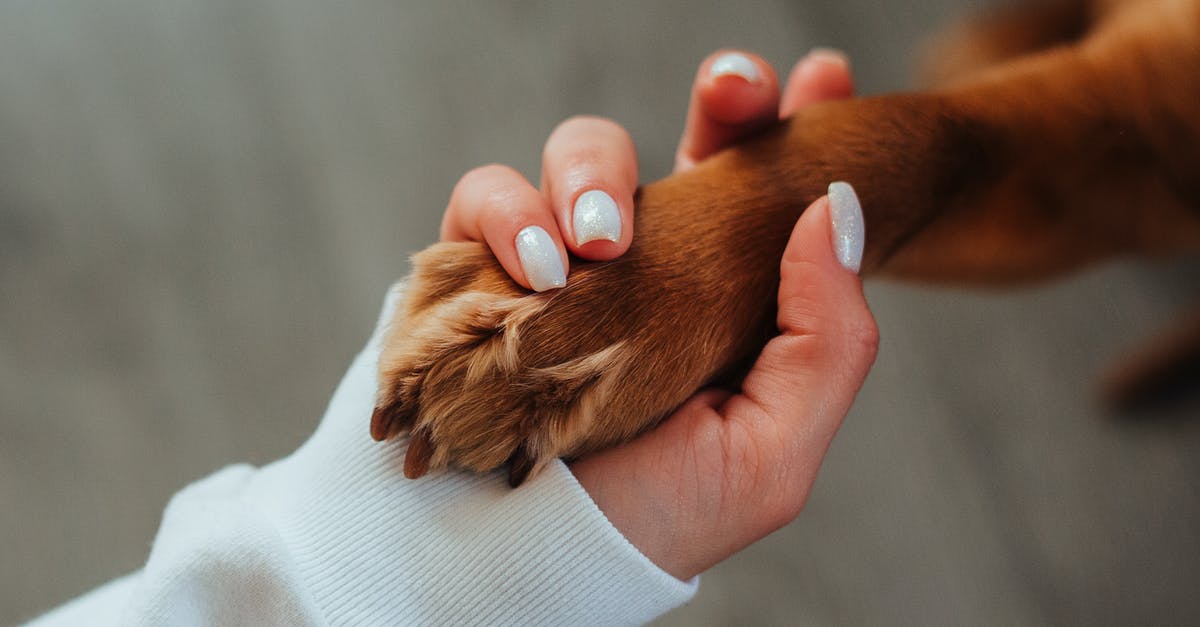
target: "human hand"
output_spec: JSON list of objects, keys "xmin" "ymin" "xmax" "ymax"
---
[
  {"xmin": 438, "ymin": 48, "xmax": 853, "ymax": 291},
  {"xmin": 439, "ymin": 49, "xmax": 873, "ymax": 580}
]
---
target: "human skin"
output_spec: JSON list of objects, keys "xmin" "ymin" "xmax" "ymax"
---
[{"xmin": 437, "ymin": 49, "xmax": 878, "ymax": 580}]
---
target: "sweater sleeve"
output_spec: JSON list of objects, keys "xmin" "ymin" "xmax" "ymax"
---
[{"xmin": 24, "ymin": 283, "xmax": 698, "ymax": 627}]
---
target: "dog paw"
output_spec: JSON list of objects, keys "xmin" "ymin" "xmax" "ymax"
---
[{"xmin": 371, "ymin": 241, "xmax": 646, "ymax": 486}]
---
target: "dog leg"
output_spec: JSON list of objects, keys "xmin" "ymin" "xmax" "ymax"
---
[
  {"xmin": 921, "ymin": 0, "xmax": 1096, "ymax": 87},
  {"xmin": 376, "ymin": 1, "xmax": 1200, "ymax": 483}
]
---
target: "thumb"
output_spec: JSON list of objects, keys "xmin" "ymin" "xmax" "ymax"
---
[{"xmin": 722, "ymin": 182, "xmax": 877, "ymax": 475}]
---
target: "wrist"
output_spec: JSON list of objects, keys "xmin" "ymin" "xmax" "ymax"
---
[{"xmin": 571, "ymin": 451, "xmax": 705, "ymax": 581}]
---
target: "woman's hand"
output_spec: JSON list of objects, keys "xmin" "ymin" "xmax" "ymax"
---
[
  {"xmin": 439, "ymin": 48, "xmax": 853, "ymax": 291},
  {"xmin": 439, "ymin": 49, "xmax": 873, "ymax": 580},
  {"xmin": 439, "ymin": 116, "xmax": 636, "ymax": 291}
]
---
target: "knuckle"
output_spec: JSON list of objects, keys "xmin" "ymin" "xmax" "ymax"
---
[
  {"xmin": 547, "ymin": 115, "xmax": 592, "ymax": 146},
  {"xmin": 846, "ymin": 316, "xmax": 880, "ymax": 357},
  {"xmin": 594, "ymin": 118, "xmax": 635, "ymax": 150},
  {"xmin": 544, "ymin": 118, "xmax": 637, "ymax": 190},
  {"xmin": 457, "ymin": 163, "xmax": 519, "ymax": 189},
  {"xmin": 561, "ymin": 114, "xmax": 618, "ymax": 133},
  {"xmin": 560, "ymin": 148, "xmax": 607, "ymax": 179},
  {"xmin": 453, "ymin": 164, "xmax": 527, "ymax": 209},
  {"xmin": 551, "ymin": 115, "xmax": 632, "ymax": 149},
  {"xmin": 831, "ymin": 316, "xmax": 880, "ymax": 383}
]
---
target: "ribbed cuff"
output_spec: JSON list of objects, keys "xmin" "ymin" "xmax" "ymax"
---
[{"xmin": 242, "ymin": 284, "xmax": 697, "ymax": 625}]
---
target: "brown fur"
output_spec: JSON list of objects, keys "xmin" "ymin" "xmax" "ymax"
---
[{"xmin": 373, "ymin": 0, "xmax": 1200, "ymax": 485}]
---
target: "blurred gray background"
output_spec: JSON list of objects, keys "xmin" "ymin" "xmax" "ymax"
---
[{"xmin": 2, "ymin": 0, "xmax": 1198, "ymax": 624}]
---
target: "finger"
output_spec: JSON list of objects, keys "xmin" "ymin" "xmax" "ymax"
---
[
  {"xmin": 719, "ymin": 181, "xmax": 876, "ymax": 483},
  {"xmin": 541, "ymin": 116, "xmax": 638, "ymax": 259},
  {"xmin": 441, "ymin": 164, "xmax": 568, "ymax": 292},
  {"xmin": 570, "ymin": 184, "xmax": 873, "ymax": 578},
  {"xmin": 675, "ymin": 50, "xmax": 781, "ymax": 172},
  {"xmin": 779, "ymin": 48, "xmax": 854, "ymax": 118}
]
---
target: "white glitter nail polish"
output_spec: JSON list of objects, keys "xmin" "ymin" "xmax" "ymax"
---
[
  {"xmin": 709, "ymin": 52, "xmax": 761, "ymax": 82},
  {"xmin": 573, "ymin": 190, "xmax": 622, "ymax": 245},
  {"xmin": 806, "ymin": 47, "xmax": 851, "ymax": 69},
  {"xmin": 828, "ymin": 181, "xmax": 865, "ymax": 273},
  {"xmin": 515, "ymin": 226, "xmax": 567, "ymax": 291}
]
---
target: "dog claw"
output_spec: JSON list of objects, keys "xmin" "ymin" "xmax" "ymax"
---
[
  {"xmin": 404, "ymin": 428, "xmax": 435, "ymax": 479},
  {"xmin": 507, "ymin": 448, "xmax": 536, "ymax": 487},
  {"xmin": 1102, "ymin": 307, "xmax": 1200, "ymax": 414},
  {"xmin": 371, "ymin": 399, "xmax": 415, "ymax": 441},
  {"xmin": 373, "ymin": 242, "xmax": 650, "ymax": 485},
  {"xmin": 369, "ymin": 405, "xmax": 393, "ymax": 441}
]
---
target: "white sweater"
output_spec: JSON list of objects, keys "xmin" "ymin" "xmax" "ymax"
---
[{"xmin": 26, "ymin": 285, "xmax": 697, "ymax": 626}]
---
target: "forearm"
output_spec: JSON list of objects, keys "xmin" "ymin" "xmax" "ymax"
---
[{"xmin": 26, "ymin": 285, "xmax": 697, "ymax": 626}]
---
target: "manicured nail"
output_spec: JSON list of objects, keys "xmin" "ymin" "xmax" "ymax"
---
[
  {"xmin": 709, "ymin": 52, "xmax": 760, "ymax": 83},
  {"xmin": 573, "ymin": 190, "xmax": 622, "ymax": 245},
  {"xmin": 828, "ymin": 181, "xmax": 865, "ymax": 273},
  {"xmin": 515, "ymin": 225, "xmax": 567, "ymax": 291},
  {"xmin": 806, "ymin": 47, "xmax": 850, "ymax": 69}
]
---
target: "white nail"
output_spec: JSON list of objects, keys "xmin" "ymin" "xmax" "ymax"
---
[
  {"xmin": 573, "ymin": 190, "xmax": 622, "ymax": 245},
  {"xmin": 709, "ymin": 52, "xmax": 760, "ymax": 82},
  {"xmin": 806, "ymin": 47, "xmax": 851, "ymax": 69},
  {"xmin": 515, "ymin": 226, "xmax": 567, "ymax": 291},
  {"xmin": 828, "ymin": 181, "xmax": 865, "ymax": 273}
]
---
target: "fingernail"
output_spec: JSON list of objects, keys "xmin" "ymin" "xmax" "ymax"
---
[
  {"xmin": 709, "ymin": 52, "xmax": 760, "ymax": 83},
  {"xmin": 515, "ymin": 225, "xmax": 567, "ymax": 291},
  {"xmin": 828, "ymin": 181, "xmax": 865, "ymax": 273},
  {"xmin": 806, "ymin": 47, "xmax": 851, "ymax": 69},
  {"xmin": 573, "ymin": 190, "xmax": 622, "ymax": 245}
]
